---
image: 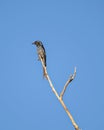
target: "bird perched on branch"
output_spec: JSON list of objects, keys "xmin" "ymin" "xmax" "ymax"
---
[{"xmin": 32, "ymin": 40, "xmax": 47, "ymax": 78}]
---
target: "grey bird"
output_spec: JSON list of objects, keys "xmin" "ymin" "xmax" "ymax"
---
[{"xmin": 32, "ymin": 40, "xmax": 47, "ymax": 78}]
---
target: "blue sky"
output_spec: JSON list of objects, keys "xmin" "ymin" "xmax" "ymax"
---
[{"xmin": 0, "ymin": 0, "xmax": 104, "ymax": 130}]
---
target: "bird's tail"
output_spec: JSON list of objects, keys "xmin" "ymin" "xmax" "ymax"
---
[{"xmin": 43, "ymin": 66, "xmax": 47, "ymax": 79}]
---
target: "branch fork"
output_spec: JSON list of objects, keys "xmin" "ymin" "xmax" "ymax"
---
[{"xmin": 39, "ymin": 55, "xmax": 80, "ymax": 130}]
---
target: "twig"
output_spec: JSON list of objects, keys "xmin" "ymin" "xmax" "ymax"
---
[
  {"xmin": 60, "ymin": 67, "xmax": 76, "ymax": 99},
  {"xmin": 39, "ymin": 56, "xmax": 80, "ymax": 130}
]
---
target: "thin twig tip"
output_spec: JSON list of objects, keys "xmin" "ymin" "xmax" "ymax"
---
[{"xmin": 74, "ymin": 67, "xmax": 77, "ymax": 73}]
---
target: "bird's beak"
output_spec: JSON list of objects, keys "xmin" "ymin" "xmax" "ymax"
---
[{"xmin": 32, "ymin": 42, "xmax": 34, "ymax": 45}]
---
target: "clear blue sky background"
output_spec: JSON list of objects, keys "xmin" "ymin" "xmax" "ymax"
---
[{"xmin": 0, "ymin": 0, "xmax": 104, "ymax": 130}]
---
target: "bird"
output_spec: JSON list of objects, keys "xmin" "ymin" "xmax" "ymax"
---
[{"xmin": 32, "ymin": 40, "xmax": 47, "ymax": 78}]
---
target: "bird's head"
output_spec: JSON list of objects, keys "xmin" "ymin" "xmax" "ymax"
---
[{"xmin": 32, "ymin": 41, "xmax": 42, "ymax": 47}]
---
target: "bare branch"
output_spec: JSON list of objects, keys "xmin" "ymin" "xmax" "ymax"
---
[
  {"xmin": 38, "ymin": 57, "xmax": 80, "ymax": 130},
  {"xmin": 60, "ymin": 67, "xmax": 76, "ymax": 99}
]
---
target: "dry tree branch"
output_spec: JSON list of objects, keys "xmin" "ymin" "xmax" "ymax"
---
[
  {"xmin": 60, "ymin": 67, "xmax": 76, "ymax": 100},
  {"xmin": 39, "ymin": 56, "xmax": 80, "ymax": 130}
]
